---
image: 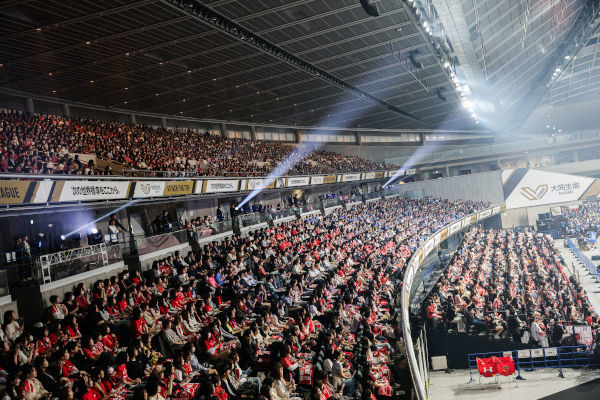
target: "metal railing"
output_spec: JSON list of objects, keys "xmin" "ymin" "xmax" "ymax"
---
[
  {"xmin": 467, "ymin": 344, "xmax": 599, "ymax": 383},
  {"xmin": 567, "ymin": 238, "xmax": 600, "ymax": 281}
]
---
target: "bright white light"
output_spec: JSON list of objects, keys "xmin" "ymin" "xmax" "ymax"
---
[
  {"xmin": 475, "ymin": 121, "xmax": 479, "ymax": 124},
  {"xmin": 462, "ymin": 100, "xmax": 472, "ymax": 109},
  {"xmin": 555, "ymin": 67, "xmax": 561, "ymax": 72},
  {"xmin": 423, "ymin": 21, "xmax": 429, "ymax": 29},
  {"xmin": 546, "ymin": 125, "xmax": 551, "ymax": 128},
  {"xmin": 91, "ymin": 228, "xmax": 98, "ymax": 234},
  {"xmin": 564, "ymin": 55, "xmax": 571, "ymax": 60},
  {"xmin": 443, "ymin": 61, "xmax": 450, "ymax": 69},
  {"xmin": 60, "ymin": 235, "xmax": 66, "ymax": 241}
]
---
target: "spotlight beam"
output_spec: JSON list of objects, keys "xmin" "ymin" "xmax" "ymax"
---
[{"xmin": 62, "ymin": 198, "xmax": 142, "ymax": 238}]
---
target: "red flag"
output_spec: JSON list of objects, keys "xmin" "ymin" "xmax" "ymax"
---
[
  {"xmin": 493, "ymin": 356, "xmax": 515, "ymax": 376},
  {"xmin": 476, "ymin": 357, "xmax": 496, "ymax": 377}
]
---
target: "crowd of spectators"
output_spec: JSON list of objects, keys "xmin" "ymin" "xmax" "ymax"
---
[
  {"xmin": 0, "ymin": 111, "xmax": 389, "ymax": 177},
  {"xmin": 0, "ymin": 196, "xmax": 488, "ymax": 400},
  {"xmin": 425, "ymin": 227, "xmax": 599, "ymax": 347},
  {"xmin": 563, "ymin": 203, "xmax": 600, "ymax": 238}
]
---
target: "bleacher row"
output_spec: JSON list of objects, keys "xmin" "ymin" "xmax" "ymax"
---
[
  {"xmin": 0, "ymin": 196, "xmax": 489, "ymax": 399},
  {"xmin": 0, "ymin": 110, "xmax": 388, "ymax": 177},
  {"xmin": 424, "ymin": 226, "xmax": 599, "ymax": 349}
]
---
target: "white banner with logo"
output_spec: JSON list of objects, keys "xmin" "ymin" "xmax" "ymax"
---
[
  {"xmin": 58, "ymin": 181, "xmax": 130, "ymax": 202},
  {"xmin": 449, "ymin": 221, "xmax": 462, "ymax": 235},
  {"xmin": 362, "ymin": 172, "xmax": 376, "ymax": 180},
  {"xmin": 246, "ymin": 179, "xmax": 275, "ymax": 191},
  {"xmin": 478, "ymin": 209, "xmax": 492, "ymax": 220},
  {"xmin": 286, "ymin": 176, "xmax": 310, "ymax": 187},
  {"xmin": 341, "ymin": 173, "xmax": 360, "ymax": 182},
  {"xmin": 203, "ymin": 179, "xmax": 239, "ymax": 193},
  {"xmin": 134, "ymin": 181, "xmax": 166, "ymax": 198},
  {"xmin": 406, "ymin": 168, "xmax": 416, "ymax": 175},
  {"xmin": 311, "ymin": 176, "xmax": 324, "ymax": 185},
  {"xmin": 504, "ymin": 169, "xmax": 594, "ymax": 209}
]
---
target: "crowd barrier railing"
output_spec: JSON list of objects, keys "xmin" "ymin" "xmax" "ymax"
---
[
  {"xmin": 400, "ymin": 203, "xmax": 506, "ymax": 400},
  {"xmin": 467, "ymin": 344, "xmax": 598, "ymax": 382},
  {"xmin": 567, "ymin": 238, "xmax": 600, "ymax": 281}
]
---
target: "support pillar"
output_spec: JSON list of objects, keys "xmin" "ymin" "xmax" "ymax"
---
[
  {"xmin": 129, "ymin": 114, "xmax": 136, "ymax": 125},
  {"xmin": 160, "ymin": 117, "xmax": 167, "ymax": 129},
  {"xmin": 62, "ymin": 104, "xmax": 71, "ymax": 118},
  {"xmin": 445, "ymin": 164, "xmax": 450, "ymax": 177},
  {"xmin": 294, "ymin": 129, "xmax": 302, "ymax": 144},
  {"xmin": 573, "ymin": 150, "xmax": 580, "ymax": 162},
  {"xmin": 355, "ymin": 132, "xmax": 362, "ymax": 145},
  {"xmin": 250, "ymin": 126, "xmax": 257, "ymax": 142},
  {"xmin": 25, "ymin": 98, "xmax": 34, "ymax": 114},
  {"xmin": 220, "ymin": 123, "xmax": 227, "ymax": 139},
  {"xmin": 419, "ymin": 133, "xmax": 425, "ymax": 145}
]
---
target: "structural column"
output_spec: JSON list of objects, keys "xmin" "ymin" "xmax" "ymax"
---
[
  {"xmin": 294, "ymin": 129, "xmax": 303, "ymax": 144},
  {"xmin": 444, "ymin": 164, "xmax": 450, "ymax": 177},
  {"xmin": 250, "ymin": 126, "xmax": 257, "ymax": 142},
  {"xmin": 129, "ymin": 114, "xmax": 137, "ymax": 125},
  {"xmin": 25, "ymin": 98, "xmax": 34, "ymax": 114},
  {"xmin": 220, "ymin": 123, "xmax": 228, "ymax": 138},
  {"xmin": 355, "ymin": 131, "xmax": 362, "ymax": 146},
  {"xmin": 62, "ymin": 104, "xmax": 71, "ymax": 118},
  {"xmin": 160, "ymin": 117, "xmax": 167, "ymax": 129}
]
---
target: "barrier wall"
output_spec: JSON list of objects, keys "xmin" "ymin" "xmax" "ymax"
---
[
  {"xmin": 400, "ymin": 203, "xmax": 505, "ymax": 400},
  {"xmin": 0, "ymin": 169, "xmax": 396, "ymax": 207},
  {"xmin": 393, "ymin": 171, "xmax": 504, "ymax": 204}
]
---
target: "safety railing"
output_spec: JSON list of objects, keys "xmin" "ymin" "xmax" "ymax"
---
[
  {"xmin": 467, "ymin": 344, "xmax": 599, "ymax": 382},
  {"xmin": 567, "ymin": 238, "xmax": 600, "ymax": 281}
]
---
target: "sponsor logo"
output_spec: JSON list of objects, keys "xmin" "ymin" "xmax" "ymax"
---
[
  {"xmin": 139, "ymin": 184, "xmax": 151, "ymax": 194},
  {"xmin": 520, "ymin": 184, "xmax": 548, "ymax": 201},
  {"xmin": 0, "ymin": 187, "xmax": 20, "ymax": 199}
]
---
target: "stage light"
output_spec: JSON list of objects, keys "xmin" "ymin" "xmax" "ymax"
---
[
  {"xmin": 443, "ymin": 61, "xmax": 450, "ymax": 69},
  {"xmin": 60, "ymin": 235, "xmax": 66, "ymax": 241},
  {"xmin": 91, "ymin": 228, "xmax": 98, "ymax": 234}
]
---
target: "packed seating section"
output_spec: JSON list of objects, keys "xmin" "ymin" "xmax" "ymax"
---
[
  {"xmin": 0, "ymin": 111, "xmax": 389, "ymax": 176},
  {"xmin": 425, "ymin": 227, "xmax": 599, "ymax": 348},
  {"xmin": 0, "ymin": 196, "xmax": 489, "ymax": 399}
]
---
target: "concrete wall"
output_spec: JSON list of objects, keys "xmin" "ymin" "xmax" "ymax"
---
[
  {"xmin": 501, "ymin": 199, "xmax": 582, "ymax": 228},
  {"xmin": 539, "ymin": 159, "xmax": 600, "ymax": 177},
  {"xmin": 395, "ymin": 171, "xmax": 504, "ymax": 204},
  {"xmin": 39, "ymin": 261, "xmax": 128, "ymax": 307}
]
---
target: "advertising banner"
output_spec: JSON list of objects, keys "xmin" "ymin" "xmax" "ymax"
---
[
  {"xmin": 423, "ymin": 238, "xmax": 434, "ymax": 257},
  {"xmin": 52, "ymin": 181, "xmax": 131, "ymax": 202},
  {"xmin": 375, "ymin": 171, "xmax": 384, "ymax": 178},
  {"xmin": 322, "ymin": 175, "xmax": 338, "ymax": 184},
  {"xmin": 363, "ymin": 172, "xmax": 376, "ymax": 180},
  {"xmin": 32, "ymin": 181, "xmax": 53, "ymax": 204},
  {"xmin": 0, "ymin": 180, "xmax": 37, "ymax": 205},
  {"xmin": 342, "ymin": 173, "xmax": 360, "ymax": 182},
  {"xmin": 286, "ymin": 176, "xmax": 310, "ymax": 187},
  {"xmin": 133, "ymin": 181, "xmax": 165, "ymax": 198},
  {"xmin": 461, "ymin": 217, "xmax": 471, "ymax": 228},
  {"xmin": 311, "ymin": 176, "xmax": 324, "ymax": 185},
  {"xmin": 503, "ymin": 169, "xmax": 595, "ymax": 209},
  {"xmin": 163, "ymin": 180, "xmax": 194, "ymax": 196},
  {"xmin": 449, "ymin": 221, "xmax": 462, "ymax": 235},
  {"xmin": 246, "ymin": 179, "xmax": 275, "ymax": 191},
  {"xmin": 406, "ymin": 168, "xmax": 416, "ymax": 175},
  {"xmin": 478, "ymin": 209, "xmax": 492, "ymax": 220},
  {"xmin": 203, "ymin": 179, "xmax": 239, "ymax": 193}
]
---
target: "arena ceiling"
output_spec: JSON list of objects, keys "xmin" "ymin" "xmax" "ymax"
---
[{"xmin": 0, "ymin": 0, "xmax": 598, "ymax": 133}]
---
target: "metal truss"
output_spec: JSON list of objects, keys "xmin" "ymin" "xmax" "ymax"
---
[{"xmin": 36, "ymin": 243, "xmax": 108, "ymax": 284}]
